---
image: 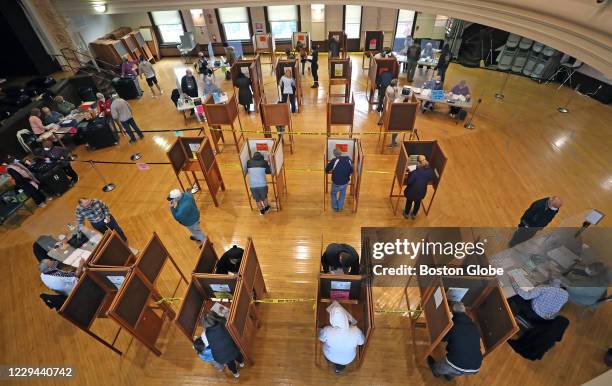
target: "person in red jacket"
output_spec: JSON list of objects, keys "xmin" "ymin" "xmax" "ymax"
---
[{"xmin": 95, "ymin": 93, "xmax": 112, "ymax": 116}]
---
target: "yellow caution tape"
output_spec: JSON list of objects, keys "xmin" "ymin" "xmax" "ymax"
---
[
  {"xmin": 217, "ymin": 163, "xmax": 392, "ymax": 175},
  {"xmin": 253, "ymin": 298, "xmax": 316, "ymax": 304},
  {"xmin": 206, "ymin": 126, "xmax": 404, "ymax": 136},
  {"xmin": 155, "ymin": 297, "xmax": 181, "ymax": 305}
]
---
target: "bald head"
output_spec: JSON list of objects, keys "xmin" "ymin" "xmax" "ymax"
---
[
  {"xmin": 549, "ymin": 196, "xmax": 563, "ymax": 210},
  {"xmin": 186, "ymin": 69, "xmax": 193, "ymax": 76},
  {"xmin": 417, "ymin": 155, "xmax": 429, "ymax": 167}
]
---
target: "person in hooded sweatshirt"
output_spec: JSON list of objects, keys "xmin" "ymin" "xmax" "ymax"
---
[
  {"xmin": 246, "ymin": 152, "xmax": 272, "ymax": 215},
  {"xmin": 319, "ymin": 305, "xmax": 365, "ymax": 374},
  {"xmin": 203, "ymin": 311, "xmax": 245, "ymax": 378}
]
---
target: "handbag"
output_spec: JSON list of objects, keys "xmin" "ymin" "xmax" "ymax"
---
[{"xmin": 68, "ymin": 232, "xmax": 89, "ymax": 248}]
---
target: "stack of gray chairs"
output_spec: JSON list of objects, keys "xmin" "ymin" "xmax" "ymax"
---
[
  {"xmin": 522, "ymin": 42, "xmax": 544, "ymax": 76},
  {"xmin": 531, "ymin": 45, "xmax": 559, "ymax": 82},
  {"xmin": 511, "ymin": 37, "xmax": 533, "ymax": 72},
  {"xmin": 496, "ymin": 33, "xmax": 521, "ymax": 71}
]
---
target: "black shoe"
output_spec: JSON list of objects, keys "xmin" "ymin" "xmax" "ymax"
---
[
  {"xmin": 128, "ymin": 139, "xmax": 136, "ymax": 144},
  {"xmin": 311, "ymin": 83, "xmax": 318, "ymax": 88},
  {"xmin": 443, "ymin": 375, "xmax": 453, "ymax": 381},
  {"xmin": 259, "ymin": 208, "xmax": 266, "ymax": 215},
  {"xmin": 426, "ymin": 356, "xmax": 438, "ymax": 377},
  {"xmin": 189, "ymin": 236, "xmax": 198, "ymax": 241},
  {"xmin": 264, "ymin": 205, "xmax": 271, "ymax": 213},
  {"xmin": 139, "ymin": 135, "xmax": 144, "ymax": 140},
  {"xmin": 402, "ymin": 211, "xmax": 409, "ymax": 219}
]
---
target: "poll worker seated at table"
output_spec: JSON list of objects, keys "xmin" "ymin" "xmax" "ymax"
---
[
  {"xmin": 509, "ymin": 277, "xmax": 569, "ymax": 322},
  {"xmin": 373, "ymin": 47, "xmax": 394, "ymax": 59},
  {"xmin": 422, "ymin": 75, "xmax": 444, "ymax": 112},
  {"xmin": 427, "ymin": 302, "xmax": 483, "ymax": 381},
  {"xmin": 561, "ymin": 262, "xmax": 609, "ymax": 306},
  {"xmin": 421, "ymin": 42, "xmax": 434, "ymax": 59},
  {"xmin": 202, "ymin": 311, "xmax": 245, "ymax": 378},
  {"xmin": 38, "ymin": 258, "xmax": 85, "ymax": 296},
  {"xmin": 41, "ymin": 107, "xmax": 63, "ymax": 125},
  {"xmin": 509, "ymin": 196, "xmax": 563, "ymax": 247},
  {"xmin": 181, "ymin": 69, "xmax": 199, "ymax": 98},
  {"xmin": 247, "ymin": 152, "xmax": 272, "ymax": 215},
  {"xmin": 449, "ymin": 80, "xmax": 471, "ymax": 118},
  {"xmin": 29, "ymin": 107, "xmax": 53, "ymax": 136},
  {"xmin": 319, "ymin": 302, "xmax": 365, "ymax": 374},
  {"xmin": 41, "ymin": 140, "xmax": 78, "ymax": 185},
  {"xmin": 215, "ymin": 245, "xmax": 245, "ymax": 275},
  {"xmin": 403, "ymin": 155, "xmax": 434, "ymax": 220},
  {"xmin": 53, "ymin": 95, "xmax": 76, "ymax": 116},
  {"xmin": 321, "ymin": 243, "xmax": 360, "ymax": 274},
  {"xmin": 203, "ymin": 75, "xmax": 221, "ymax": 96},
  {"xmin": 325, "ymin": 148, "xmax": 353, "ymax": 212},
  {"xmin": 3, "ymin": 155, "xmax": 50, "ymax": 208}
]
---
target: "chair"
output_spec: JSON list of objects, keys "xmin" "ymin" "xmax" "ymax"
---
[
  {"xmin": 546, "ymin": 55, "xmax": 583, "ymax": 89},
  {"xmin": 16, "ymin": 128, "xmax": 36, "ymax": 153},
  {"xmin": 177, "ymin": 32, "xmax": 196, "ymax": 64}
]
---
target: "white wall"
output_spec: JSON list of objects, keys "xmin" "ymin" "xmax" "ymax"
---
[
  {"xmin": 111, "ymin": 12, "xmax": 150, "ymax": 29},
  {"xmin": 250, "ymin": 7, "xmax": 267, "ymax": 34},
  {"xmin": 325, "ymin": 5, "xmax": 343, "ymax": 36},
  {"xmin": 360, "ymin": 6, "xmax": 397, "ymax": 49},
  {"xmin": 66, "ymin": 14, "xmax": 116, "ymax": 45}
]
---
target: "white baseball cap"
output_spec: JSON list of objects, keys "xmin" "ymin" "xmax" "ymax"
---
[{"xmin": 168, "ymin": 189, "xmax": 182, "ymax": 200}]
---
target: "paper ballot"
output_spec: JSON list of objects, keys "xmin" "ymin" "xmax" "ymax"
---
[
  {"xmin": 408, "ymin": 165, "xmax": 417, "ymax": 172},
  {"xmin": 508, "ymin": 269, "xmax": 534, "ymax": 290},
  {"xmin": 63, "ymin": 248, "xmax": 91, "ymax": 267},
  {"xmin": 446, "ymin": 287, "xmax": 469, "ymax": 302}
]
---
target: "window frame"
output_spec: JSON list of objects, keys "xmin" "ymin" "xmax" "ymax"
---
[
  {"xmin": 264, "ymin": 5, "xmax": 301, "ymax": 41},
  {"xmin": 394, "ymin": 9, "xmax": 416, "ymax": 42},
  {"xmin": 148, "ymin": 10, "xmax": 186, "ymax": 47},
  {"xmin": 217, "ymin": 7, "xmax": 253, "ymax": 42},
  {"xmin": 343, "ymin": 5, "xmax": 362, "ymax": 40}
]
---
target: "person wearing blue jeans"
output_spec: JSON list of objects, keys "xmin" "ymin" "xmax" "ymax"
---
[
  {"xmin": 76, "ymin": 198, "xmax": 128, "ymax": 242},
  {"xmin": 168, "ymin": 188, "xmax": 206, "ymax": 246},
  {"xmin": 325, "ymin": 148, "xmax": 353, "ymax": 212},
  {"xmin": 110, "ymin": 94, "xmax": 144, "ymax": 143}
]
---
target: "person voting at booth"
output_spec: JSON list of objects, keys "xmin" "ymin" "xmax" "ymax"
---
[
  {"xmin": 376, "ymin": 69, "xmax": 393, "ymax": 112},
  {"xmin": 509, "ymin": 196, "xmax": 563, "ymax": 247},
  {"xmin": 235, "ymin": 72, "xmax": 253, "ymax": 113},
  {"xmin": 384, "ymin": 79, "xmax": 401, "ymax": 146},
  {"xmin": 38, "ymin": 258, "xmax": 85, "ymax": 296},
  {"xmin": 510, "ymin": 278, "xmax": 569, "ymax": 322},
  {"xmin": 215, "ymin": 245, "xmax": 245, "ymax": 275},
  {"xmin": 403, "ymin": 155, "xmax": 434, "ymax": 219},
  {"xmin": 321, "ymin": 243, "xmax": 360, "ymax": 274},
  {"xmin": 319, "ymin": 302, "xmax": 365, "ymax": 374},
  {"xmin": 427, "ymin": 302, "xmax": 483, "ymax": 381},
  {"xmin": 168, "ymin": 189, "xmax": 206, "ymax": 246},
  {"xmin": 562, "ymin": 262, "xmax": 609, "ymax": 306},
  {"xmin": 279, "ymin": 68, "xmax": 297, "ymax": 113},
  {"xmin": 193, "ymin": 336, "xmax": 224, "ymax": 371},
  {"xmin": 325, "ymin": 148, "xmax": 353, "ymax": 212},
  {"xmin": 329, "ymin": 35, "xmax": 340, "ymax": 58},
  {"xmin": 202, "ymin": 311, "xmax": 245, "ymax": 378},
  {"xmin": 247, "ymin": 152, "xmax": 272, "ymax": 215}
]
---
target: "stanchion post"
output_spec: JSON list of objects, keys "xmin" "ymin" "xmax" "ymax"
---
[
  {"xmin": 557, "ymin": 84, "xmax": 581, "ymax": 114},
  {"xmin": 89, "ymin": 160, "xmax": 116, "ymax": 192},
  {"xmin": 464, "ymin": 98, "xmax": 482, "ymax": 130},
  {"xmin": 495, "ymin": 71, "xmax": 510, "ymax": 100}
]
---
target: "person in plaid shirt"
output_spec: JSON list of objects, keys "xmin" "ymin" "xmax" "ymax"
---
[
  {"xmin": 75, "ymin": 198, "xmax": 127, "ymax": 242},
  {"xmin": 510, "ymin": 277, "xmax": 569, "ymax": 321}
]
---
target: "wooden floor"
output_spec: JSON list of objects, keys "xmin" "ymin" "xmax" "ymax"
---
[{"xmin": 1, "ymin": 54, "xmax": 611, "ymax": 386}]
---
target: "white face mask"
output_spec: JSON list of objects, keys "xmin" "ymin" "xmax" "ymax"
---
[
  {"xmin": 549, "ymin": 206, "xmax": 559, "ymax": 211},
  {"xmin": 43, "ymin": 147, "xmax": 51, "ymax": 151}
]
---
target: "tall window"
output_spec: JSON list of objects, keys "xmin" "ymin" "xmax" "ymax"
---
[
  {"xmin": 151, "ymin": 10, "xmax": 184, "ymax": 44},
  {"xmin": 218, "ymin": 7, "xmax": 250, "ymax": 41},
  {"xmin": 344, "ymin": 5, "xmax": 362, "ymax": 39},
  {"xmin": 395, "ymin": 9, "xmax": 416, "ymax": 39},
  {"xmin": 267, "ymin": 5, "xmax": 298, "ymax": 39}
]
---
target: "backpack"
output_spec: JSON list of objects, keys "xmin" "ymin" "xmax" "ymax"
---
[{"xmin": 40, "ymin": 293, "xmax": 67, "ymax": 311}]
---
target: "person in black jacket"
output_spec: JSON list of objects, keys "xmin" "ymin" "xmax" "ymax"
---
[
  {"xmin": 3, "ymin": 155, "xmax": 49, "ymax": 207},
  {"xmin": 181, "ymin": 69, "xmax": 199, "ymax": 98},
  {"xmin": 435, "ymin": 44, "xmax": 451, "ymax": 82},
  {"xmin": 235, "ymin": 72, "xmax": 253, "ymax": 113},
  {"xmin": 325, "ymin": 148, "xmax": 353, "ymax": 212},
  {"xmin": 509, "ymin": 196, "xmax": 563, "ymax": 246},
  {"xmin": 321, "ymin": 243, "xmax": 360, "ymax": 274},
  {"xmin": 41, "ymin": 140, "xmax": 78, "ymax": 184},
  {"xmin": 403, "ymin": 155, "xmax": 435, "ymax": 219},
  {"xmin": 427, "ymin": 302, "xmax": 482, "ymax": 381},
  {"xmin": 215, "ymin": 245, "xmax": 244, "ymax": 274},
  {"xmin": 310, "ymin": 45, "xmax": 319, "ymax": 88},
  {"xmin": 376, "ymin": 69, "xmax": 393, "ymax": 112},
  {"xmin": 203, "ymin": 311, "xmax": 244, "ymax": 378}
]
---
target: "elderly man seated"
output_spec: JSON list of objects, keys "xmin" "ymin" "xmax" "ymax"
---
[
  {"xmin": 449, "ymin": 80, "xmax": 471, "ymax": 118},
  {"xmin": 38, "ymin": 258, "xmax": 86, "ymax": 296}
]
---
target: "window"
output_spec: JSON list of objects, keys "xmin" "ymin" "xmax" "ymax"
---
[
  {"xmin": 218, "ymin": 7, "xmax": 250, "ymax": 41},
  {"xmin": 267, "ymin": 5, "xmax": 298, "ymax": 39},
  {"xmin": 395, "ymin": 9, "xmax": 416, "ymax": 39},
  {"xmin": 344, "ymin": 5, "xmax": 362, "ymax": 39},
  {"xmin": 151, "ymin": 10, "xmax": 184, "ymax": 44},
  {"xmin": 434, "ymin": 15, "xmax": 449, "ymax": 28}
]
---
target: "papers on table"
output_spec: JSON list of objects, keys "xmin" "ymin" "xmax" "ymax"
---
[
  {"xmin": 407, "ymin": 165, "xmax": 417, "ymax": 172},
  {"xmin": 547, "ymin": 245, "xmax": 579, "ymax": 269},
  {"xmin": 507, "ymin": 268, "xmax": 534, "ymax": 291},
  {"xmin": 63, "ymin": 248, "xmax": 91, "ymax": 267}
]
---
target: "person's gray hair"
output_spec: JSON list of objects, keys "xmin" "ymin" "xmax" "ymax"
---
[
  {"xmin": 333, "ymin": 148, "xmax": 342, "ymax": 157},
  {"xmin": 96, "ymin": 92, "xmax": 104, "ymax": 100},
  {"xmin": 390, "ymin": 79, "xmax": 399, "ymax": 86},
  {"xmin": 452, "ymin": 302, "xmax": 466, "ymax": 313},
  {"xmin": 202, "ymin": 310, "xmax": 226, "ymax": 328},
  {"xmin": 38, "ymin": 259, "xmax": 51, "ymax": 273},
  {"xmin": 111, "ymin": 93, "xmax": 119, "ymax": 99}
]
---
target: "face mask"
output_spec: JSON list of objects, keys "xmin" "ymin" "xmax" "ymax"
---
[
  {"xmin": 44, "ymin": 147, "xmax": 51, "ymax": 151},
  {"xmin": 549, "ymin": 206, "xmax": 558, "ymax": 211}
]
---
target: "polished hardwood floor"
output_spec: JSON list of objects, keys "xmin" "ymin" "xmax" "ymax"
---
[{"xmin": 1, "ymin": 53, "xmax": 610, "ymax": 385}]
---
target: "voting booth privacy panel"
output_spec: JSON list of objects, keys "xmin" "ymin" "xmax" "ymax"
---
[
  {"xmin": 259, "ymin": 100, "xmax": 295, "ymax": 153},
  {"xmin": 60, "ymin": 232, "xmax": 188, "ymax": 356},
  {"xmin": 253, "ymin": 33, "xmax": 276, "ymax": 73},
  {"xmin": 323, "ymin": 138, "xmax": 364, "ymax": 212},
  {"xmin": 362, "ymin": 31, "xmax": 384, "ymax": 69},
  {"xmin": 404, "ymin": 235, "xmax": 518, "ymax": 364},
  {"xmin": 367, "ymin": 57, "xmax": 400, "ymax": 110},
  {"xmin": 328, "ymin": 31, "xmax": 348, "ymax": 58},
  {"xmin": 379, "ymin": 94, "xmax": 419, "ymax": 153},
  {"xmin": 328, "ymin": 58, "xmax": 352, "ymax": 103},
  {"xmin": 175, "ymin": 238, "xmax": 266, "ymax": 365},
  {"xmin": 327, "ymin": 99, "xmax": 355, "ymax": 137},
  {"xmin": 389, "ymin": 140, "xmax": 447, "ymax": 215},
  {"xmin": 239, "ymin": 138, "xmax": 287, "ymax": 211},
  {"xmin": 275, "ymin": 59, "xmax": 303, "ymax": 110},
  {"xmin": 230, "ymin": 57, "xmax": 264, "ymax": 113},
  {"xmin": 203, "ymin": 94, "xmax": 245, "ymax": 153},
  {"xmin": 292, "ymin": 32, "xmax": 311, "ymax": 51},
  {"xmin": 166, "ymin": 136, "xmax": 225, "ymax": 207}
]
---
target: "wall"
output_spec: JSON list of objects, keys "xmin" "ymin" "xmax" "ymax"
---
[
  {"xmin": 360, "ymin": 7, "xmax": 397, "ymax": 49},
  {"xmin": 413, "ymin": 12, "xmax": 445, "ymax": 40},
  {"xmin": 66, "ymin": 14, "xmax": 115, "ymax": 45},
  {"xmin": 112, "ymin": 12, "xmax": 150, "ymax": 29},
  {"xmin": 250, "ymin": 7, "xmax": 266, "ymax": 34}
]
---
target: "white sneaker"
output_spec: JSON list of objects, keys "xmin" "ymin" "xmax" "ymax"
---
[
  {"xmin": 160, "ymin": 90, "xmax": 164, "ymax": 95},
  {"xmin": 232, "ymin": 372, "xmax": 240, "ymax": 378},
  {"xmin": 38, "ymin": 203, "xmax": 47, "ymax": 208},
  {"xmin": 152, "ymin": 94, "xmax": 157, "ymax": 98},
  {"xmin": 239, "ymin": 362, "xmax": 245, "ymax": 368},
  {"xmin": 46, "ymin": 197, "xmax": 53, "ymax": 201}
]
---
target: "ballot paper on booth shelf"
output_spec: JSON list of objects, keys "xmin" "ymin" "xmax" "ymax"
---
[
  {"xmin": 326, "ymin": 301, "xmax": 358, "ymax": 326},
  {"xmin": 407, "ymin": 165, "xmax": 417, "ymax": 172},
  {"xmin": 446, "ymin": 287, "xmax": 469, "ymax": 302},
  {"xmin": 211, "ymin": 302, "xmax": 230, "ymax": 319}
]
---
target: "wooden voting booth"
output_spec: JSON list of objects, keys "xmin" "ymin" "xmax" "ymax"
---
[
  {"xmin": 328, "ymin": 31, "xmax": 348, "ymax": 58},
  {"xmin": 253, "ymin": 33, "xmax": 276, "ymax": 73},
  {"xmin": 166, "ymin": 136, "xmax": 225, "ymax": 207},
  {"xmin": 86, "ymin": 230, "xmax": 135, "ymax": 268},
  {"xmin": 389, "ymin": 140, "xmax": 447, "ymax": 215},
  {"xmin": 239, "ymin": 138, "xmax": 287, "ymax": 211},
  {"xmin": 175, "ymin": 238, "xmax": 267, "ymax": 365},
  {"xmin": 323, "ymin": 138, "xmax": 364, "ymax": 212},
  {"xmin": 60, "ymin": 233, "xmax": 188, "ymax": 356},
  {"xmin": 328, "ymin": 58, "xmax": 352, "ymax": 102},
  {"xmin": 275, "ymin": 59, "xmax": 303, "ymax": 110},
  {"xmin": 405, "ymin": 244, "xmax": 518, "ymax": 364},
  {"xmin": 260, "ymin": 100, "xmax": 295, "ymax": 153},
  {"xmin": 129, "ymin": 30, "xmax": 155, "ymax": 63},
  {"xmin": 379, "ymin": 94, "xmax": 419, "ymax": 153},
  {"xmin": 327, "ymin": 99, "xmax": 355, "ymax": 137},
  {"xmin": 362, "ymin": 31, "xmax": 384, "ymax": 69},
  {"xmin": 230, "ymin": 57, "xmax": 264, "ymax": 113},
  {"xmin": 314, "ymin": 274, "xmax": 374, "ymax": 370},
  {"xmin": 203, "ymin": 94, "xmax": 245, "ymax": 153},
  {"xmin": 292, "ymin": 32, "xmax": 311, "ymax": 51},
  {"xmin": 367, "ymin": 57, "xmax": 399, "ymax": 110}
]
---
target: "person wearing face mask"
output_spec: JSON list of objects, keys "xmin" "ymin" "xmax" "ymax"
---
[
  {"xmin": 215, "ymin": 245, "xmax": 245, "ymax": 274},
  {"xmin": 203, "ymin": 75, "xmax": 221, "ymax": 96},
  {"xmin": 181, "ymin": 69, "xmax": 199, "ymax": 98},
  {"xmin": 562, "ymin": 262, "xmax": 609, "ymax": 306},
  {"xmin": 321, "ymin": 243, "xmax": 360, "ymax": 274},
  {"xmin": 319, "ymin": 304, "xmax": 365, "ymax": 374},
  {"xmin": 422, "ymin": 75, "xmax": 444, "ymax": 112},
  {"xmin": 3, "ymin": 155, "xmax": 50, "ymax": 207},
  {"xmin": 403, "ymin": 155, "xmax": 434, "ymax": 219},
  {"xmin": 509, "ymin": 196, "xmax": 563, "ymax": 246},
  {"xmin": 167, "ymin": 188, "xmax": 206, "ymax": 247},
  {"xmin": 41, "ymin": 140, "xmax": 78, "ymax": 185}
]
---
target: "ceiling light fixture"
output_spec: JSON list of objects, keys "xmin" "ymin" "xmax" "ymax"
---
[{"xmin": 92, "ymin": 3, "xmax": 107, "ymax": 13}]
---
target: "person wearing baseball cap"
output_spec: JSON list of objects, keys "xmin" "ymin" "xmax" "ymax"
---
[{"xmin": 168, "ymin": 188, "xmax": 205, "ymax": 246}]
